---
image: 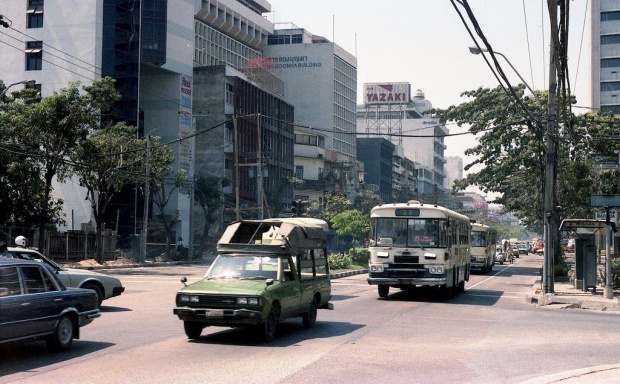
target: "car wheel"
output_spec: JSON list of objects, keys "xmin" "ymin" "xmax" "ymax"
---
[
  {"xmin": 183, "ymin": 321, "xmax": 204, "ymax": 339},
  {"xmin": 47, "ymin": 315, "xmax": 75, "ymax": 351},
  {"xmin": 378, "ymin": 285, "xmax": 389, "ymax": 298},
  {"xmin": 457, "ymin": 280, "xmax": 465, "ymax": 294},
  {"xmin": 302, "ymin": 296, "xmax": 319, "ymax": 328},
  {"xmin": 259, "ymin": 304, "xmax": 279, "ymax": 342},
  {"xmin": 82, "ymin": 283, "xmax": 103, "ymax": 308}
]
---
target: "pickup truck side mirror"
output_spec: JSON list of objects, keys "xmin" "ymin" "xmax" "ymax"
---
[
  {"xmin": 181, "ymin": 277, "xmax": 187, "ymax": 286},
  {"xmin": 266, "ymin": 279, "xmax": 274, "ymax": 286}
]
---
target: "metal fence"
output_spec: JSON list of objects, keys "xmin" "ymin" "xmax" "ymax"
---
[{"xmin": 1, "ymin": 227, "xmax": 117, "ymax": 261}]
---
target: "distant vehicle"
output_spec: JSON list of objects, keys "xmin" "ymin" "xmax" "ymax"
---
[
  {"xmin": 470, "ymin": 223, "xmax": 497, "ymax": 274},
  {"xmin": 4, "ymin": 247, "xmax": 124, "ymax": 307},
  {"xmin": 495, "ymin": 247, "xmax": 506, "ymax": 265},
  {"xmin": 0, "ymin": 258, "xmax": 100, "ymax": 350},
  {"xmin": 532, "ymin": 243, "xmax": 544, "ymax": 254},
  {"xmin": 174, "ymin": 218, "xmax": 333, "ymax": 342},
  {"xmin": 517, "ymin": 243, "xmax": 529, "ymax": 255}
]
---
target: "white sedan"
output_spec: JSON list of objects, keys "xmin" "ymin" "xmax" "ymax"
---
[{"xmin": 4, "ymin": 247, "xmax": 124, "ymax": 307}]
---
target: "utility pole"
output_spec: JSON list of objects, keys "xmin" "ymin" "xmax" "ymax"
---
[
  {"xmin": 140, "ymin": 135, "xmax": 151, "ymax": 263},
  {"xmin": 234, "ymin": 116, "xmax": 240, "ymax": 220},
  {"xmin": 257, "ymin": 113, "xmax": 263, "ymax": 219},
  {"xmin": 543, "ymin": 0, "xmax": 558, "ymax": 294}
]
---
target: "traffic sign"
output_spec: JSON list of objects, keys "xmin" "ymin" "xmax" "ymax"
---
[{"xmin": 595, "ymin": 209, "xmax": 617, "ymax": 223}]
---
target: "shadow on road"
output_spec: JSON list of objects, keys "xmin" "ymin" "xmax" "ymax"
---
[
  {"xmin": 0, "ymin": 340, "xmax": 114, "ymax": 376},
  {"xmin": 189, "ymin": 319, "xmax": 364, "ymax": 347}
]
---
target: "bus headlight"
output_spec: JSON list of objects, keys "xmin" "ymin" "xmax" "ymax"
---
[
  {"xmin": 429, "ymin": 266, "xmax": 444, "ymax": 274},
  {"xmin": 370, "ymin": 264, "xmax": 384, "ymax": 273}
]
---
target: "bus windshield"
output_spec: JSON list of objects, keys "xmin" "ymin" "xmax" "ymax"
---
[
  {"xmin": 471, "ymin": 231, "xmax": 487, "ymax": 247},
  {"xmin": 370, "ymin": 218, "xmax": 448, "ymax": 248}
]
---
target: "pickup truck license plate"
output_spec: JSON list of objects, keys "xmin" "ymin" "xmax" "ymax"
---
[{"xmin": 205, "ymin": 309, "xmax": 224, "ymax": 317}]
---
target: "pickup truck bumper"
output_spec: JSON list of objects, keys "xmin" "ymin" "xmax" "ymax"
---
[{"xmin": 173, "ymin": 306, "xmax": 263, "ymax": 326}]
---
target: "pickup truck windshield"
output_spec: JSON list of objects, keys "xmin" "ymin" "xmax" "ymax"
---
[{"xmin": 205, "ymin": 255, "xmax": 280, "ymax": 280}]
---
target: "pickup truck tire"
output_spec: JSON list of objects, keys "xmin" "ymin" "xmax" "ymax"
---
[
  {"xmin": 47, "ymin": 315, "xmax": 75, "ymax": 351},
  {"xmin": 259, "ymin": 303, "xmax": 279, "ymax": 342},
  {"xmin": 184, "ymin": 321, "xmax": 204, "ymax": 339},
  {"xmin": 302, "ymin": 296, "xmax": 319, "ymax": 328}
]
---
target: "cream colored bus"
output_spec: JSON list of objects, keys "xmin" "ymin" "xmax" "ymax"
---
[{"xmin": 367, "ymin": 201, "xmax": 471, "ymax": 299}]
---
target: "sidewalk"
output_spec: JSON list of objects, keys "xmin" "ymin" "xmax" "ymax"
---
[{"xmin": 526, "ymin": 252, "xmax": 620, "ymax": 312}]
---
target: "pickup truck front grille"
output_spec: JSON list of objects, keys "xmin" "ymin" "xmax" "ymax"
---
[{"xmin": 197, "ymin": 295, "xmax": 239, "ymax": 306}]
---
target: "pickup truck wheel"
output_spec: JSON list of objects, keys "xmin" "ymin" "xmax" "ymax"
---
[
  {"xmin": 184, "ymin": 321, "xmax": 204, "ymax": 339},
  {"xmin": 259, "ymin": 304, "xmax": 279, "ymax": 342},
  {"xmin": 302, "ymin": 296, "xmax": 319, "ymax": 328},
  {"xmin": 378, "ymin": 285, "xmax": 389, "ymax": 298},
  {"xmin": 47, "ymin": 315, "xmax": 75, "ymax": 351}
]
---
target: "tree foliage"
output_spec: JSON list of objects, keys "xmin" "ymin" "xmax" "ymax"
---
[
  {"xmin": 331, "ymin": 209, "xmax": 369, "ymax": 242},
  {"xmin": 193, "ymin": 173, "xmax": 231, "ymax": 256},
  {"xmin": 431, "ymin": 85, "xmax": 620, "ymax": 232}
]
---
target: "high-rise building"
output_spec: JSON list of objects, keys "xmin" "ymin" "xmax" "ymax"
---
[
  {"xmin": 445, "ymin": 156, "xmax": 464, "ymax": 190},
  {"xmin": 590, "ymin": 0, "xmax": 620, "ymax": 114},
  {"xmin": 263, "ymin": 24, "xmax": 360, "ymax": 201}
]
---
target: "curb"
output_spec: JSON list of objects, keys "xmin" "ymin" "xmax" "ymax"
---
[
  {"xmin": 67, "ymin": 260, "xmax": 369, "ymax": 280},
  {"xmin": 330, "ymin": 269, "xmax": 368, "ymax": 279},
  {"xmin": 528, "ymin": 282, "xmax": 620, "ymax": 312}
]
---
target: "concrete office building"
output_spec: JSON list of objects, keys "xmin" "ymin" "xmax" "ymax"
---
[
  {"xmin": 1, "ymin": 0, "xmax": 296, "ymax": 250},
  {"xmin": 0, "ymin": 0, "xmax": 196, "ymax": 244},
  {"xmin": 445, "ymin": 156, "xmax": 464, "ymax": 190},
  {"xmin": 263, "ymin": 24, "xmax": 361, "ymax": 202},
  {"xmin": 590, "ymin": 0, "xmax": 620, "ymax": 114}
]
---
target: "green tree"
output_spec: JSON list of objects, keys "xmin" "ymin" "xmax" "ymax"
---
[
  {"xmin": 151, "ymin": 169, "xmax": 187, "ymax": 259},
  {"xmin": 331, "ymin": 209, "xmax": 369, "ymax": 245},
  {"xmin": 353, "ymin": 189, "xmax": 383, "ymax": 217},
  {"xmin": 193, "ymin": 173, "xmax": 231, "ymax": 257},
  {"xmin": 75, "ymin": 124, "xmax": 173, "ymax": 263},
  {"xmin": 305, "ymin": 192, "xmax": 351, "ymax": 224}
]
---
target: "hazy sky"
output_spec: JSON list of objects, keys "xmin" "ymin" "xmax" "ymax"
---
[{"xmin": 265, "ymin": 1, "xmax": 592, "ymax": 174}]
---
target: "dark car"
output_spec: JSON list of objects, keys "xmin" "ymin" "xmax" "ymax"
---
[{"xmin": 0, "ymin": 259, "xmax": 101, "ymax": 351}]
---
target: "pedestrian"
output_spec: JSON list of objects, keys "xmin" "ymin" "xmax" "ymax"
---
[{"xmin": 0, "ymin": 242, "xmax": 9, "ymax": 257}]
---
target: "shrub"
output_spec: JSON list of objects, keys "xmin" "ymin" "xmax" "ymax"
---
[
  {"xmin": 349, "ymin": 247, "xmax": 369, "ymax": 266},
  {"xmin": 328, "ymin": 253, "xmax": 351, "ymax": 270}
]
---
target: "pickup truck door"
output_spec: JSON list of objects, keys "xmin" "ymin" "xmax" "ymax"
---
[{"xmin": 278, "ymin": 256, "xmax": 302, "ymax": 319}]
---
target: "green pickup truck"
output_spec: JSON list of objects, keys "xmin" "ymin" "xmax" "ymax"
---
[{"xmin": 173, "ymin": 218, "xmax": 333, "ymax": 341}]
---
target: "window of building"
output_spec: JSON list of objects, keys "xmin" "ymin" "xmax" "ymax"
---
[
  {"xmin": 26, "ymin": 0, "xmax": 44, "ymax": 28},
  {"xmin": 601, "ymin": 34, "xmax": 620, "ymax": 45},
  {"xmin": 25, "ymin": 41, "xmax": 43, "ymax": 70},
  {"xmin": 602, "ymin": 11, "xmax": 620, "ymax": 22},
  {"xmin": 295, "ymin": 165, "xmax": 304, "ymax": 180},
  {"xmin": 602, "ymin": 58, "xmax": 620, "ymax": 68}
]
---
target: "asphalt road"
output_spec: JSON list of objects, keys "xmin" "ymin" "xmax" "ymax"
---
[{"xmin": 2, "ymin": 253, "xmax": 620, "ymax": 383}]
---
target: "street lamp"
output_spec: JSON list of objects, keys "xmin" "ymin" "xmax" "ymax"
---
[
  {"xmin": 1, "ymin": 79, "xmax": 36, "ymax": 96},
  {"xmin": 469, "ymin": 47, "xmax": 537, "ymax": 97}
]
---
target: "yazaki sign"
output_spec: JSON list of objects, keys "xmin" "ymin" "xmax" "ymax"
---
[{"xmin": 364, "ymin": 82, "xmax": 410, "ymax": 105}]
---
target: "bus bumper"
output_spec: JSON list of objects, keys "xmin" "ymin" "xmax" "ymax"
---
[{"xmin": 367, "ymin": 277, "xmax": 447, "ymax": 286}]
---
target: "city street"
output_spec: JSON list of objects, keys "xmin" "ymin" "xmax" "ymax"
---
[{"xmin": 2, "ymin": 253, "xmax": 620, "ymax": 383}]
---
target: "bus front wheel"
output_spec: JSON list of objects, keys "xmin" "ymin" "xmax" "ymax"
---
[{"xmin": 378, "ymin": 285, "xmax": 389, "ymax": 298}]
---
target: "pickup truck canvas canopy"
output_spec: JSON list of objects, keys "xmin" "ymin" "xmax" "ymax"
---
[{"xmin": 217, "ymin": 218, "xmax": 328, "ymax": 255}]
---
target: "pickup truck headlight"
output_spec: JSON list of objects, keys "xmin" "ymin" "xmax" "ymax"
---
[
  {"xmin": 237, "ymin": 297, "xmax": 260, "ymax": 305},
  {"xmin": 369, "ymin": 264, "xmax": 384, "ymax": 273},
  {"xmin": 178, "ymin": 295, "xmax": 199, "ymax": 303}
]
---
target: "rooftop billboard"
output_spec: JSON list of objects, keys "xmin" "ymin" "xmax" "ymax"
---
[{"xmin": 364, "ymin": 82, "xmax": 411, "ymax": 105}]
